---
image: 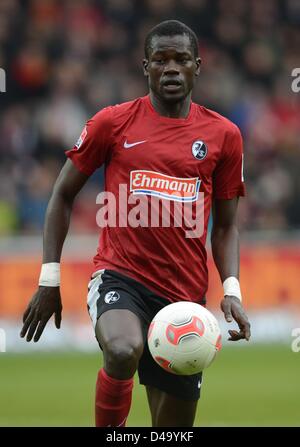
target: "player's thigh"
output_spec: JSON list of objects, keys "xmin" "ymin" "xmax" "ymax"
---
[
  {"xmin": 146, "ymin": 385, "xmax": 198, "ymax": 427},
  {"xmin": 95, "ymin": 309, "xmax": 145, "ymax": 379},
  {"xmin": 96, "ymin": 308, "xmax": 144, "ymax": 353}
]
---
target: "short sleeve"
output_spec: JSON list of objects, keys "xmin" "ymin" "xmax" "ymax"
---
[
  {"xmin": 213, "ymin": 125, "xmax": 246, "ymax": 199},
  {"xmin": 65, "ymin": 106, "xmax": 113, "ymax": 176}
]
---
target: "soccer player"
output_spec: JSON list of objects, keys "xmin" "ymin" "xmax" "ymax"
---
[{"xmin": 20, "ymin": 20, "xmax": 251, "ymax": 427}]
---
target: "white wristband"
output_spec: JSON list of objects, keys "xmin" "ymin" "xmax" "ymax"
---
[
  {"xmin": 39, "ymin": 263, "xmax": 60, "ymax": 287},
  {"xmin": 223, "ymin": 276, "xmax": 242, "ymax": 302}
]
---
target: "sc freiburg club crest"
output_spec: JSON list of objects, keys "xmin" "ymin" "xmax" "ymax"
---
[
  {"xmin": 104, "ymin": 291, "xmax": 120, "ymax": 304},
  {"xmin": 192, "ymin": 140, "xmax": 208, "ymax": 160}
]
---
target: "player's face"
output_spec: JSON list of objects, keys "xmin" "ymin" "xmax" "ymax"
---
[{"xmin": 143, "ymin": 34, "xmax": 201, "ymax": 103}]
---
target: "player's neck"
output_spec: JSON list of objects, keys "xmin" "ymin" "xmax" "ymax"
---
[{"xmin": 149, "ymin": 91, "xmax": 192, "ymax": 119}]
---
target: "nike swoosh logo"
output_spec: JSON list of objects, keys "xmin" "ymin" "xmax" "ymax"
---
[{"xmin": 124, "ymin": 140, "xmax": 147, "ymax": 149}]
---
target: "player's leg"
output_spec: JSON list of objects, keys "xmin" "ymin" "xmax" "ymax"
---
[
  {"xmin": 146, "ymin": 385, "xmax": 198, "ymax": 427},
  {"xmin": 94, "ymin": 309, "xmax": 144, "ymax": 427},
  {"xmin": 87, "ymin": 271, "xmax": 148, "ymax": 427},
  {"xmin": 138, "ymin": 340, "xmax": 202, "ymax": 427},
  {"xmin": 96, "ymin": 308, "xmax": 144, "ymax": 379}
]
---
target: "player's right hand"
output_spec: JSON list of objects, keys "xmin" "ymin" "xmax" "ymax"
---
[{"xmin": 20, "ymin": 287, "xmax": 62, "ymax": 342}]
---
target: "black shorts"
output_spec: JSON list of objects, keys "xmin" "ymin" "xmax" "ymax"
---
[{"xmin": 87, "ymin": 269, "xmax": 203, "ymax": 401}]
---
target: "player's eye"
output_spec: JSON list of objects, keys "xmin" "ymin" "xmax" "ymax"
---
[{"xmin": 178, "ymin": 58, "xmax": 189, "ymax": 64}]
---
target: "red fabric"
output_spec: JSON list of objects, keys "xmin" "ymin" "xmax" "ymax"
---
[
  {"xmin": 66, "ymin": 95, "xmax": 245, "ymax": 304},
  {"xmin": 95, "ymin": 368, "xmax": 134, "ymax": 427}
]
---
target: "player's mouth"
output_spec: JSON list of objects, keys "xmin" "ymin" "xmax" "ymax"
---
[{"xmin": 161, "ymin": 79, "xmax": 183, "ymax": 92}]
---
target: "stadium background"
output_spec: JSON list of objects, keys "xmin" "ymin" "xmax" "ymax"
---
[{"xmin": 0, "ymin": 0, "xmax": 299, "ymax": 426}]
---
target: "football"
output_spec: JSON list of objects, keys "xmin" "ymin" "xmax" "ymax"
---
[{"xmin": 147, "ymin": 301, "xmax": 222, "ymax": 375}]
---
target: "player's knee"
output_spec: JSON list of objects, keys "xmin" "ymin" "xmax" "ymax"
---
[{"xmin": 103, "ymin": 337, "xmax": 143, "ymax": 379}]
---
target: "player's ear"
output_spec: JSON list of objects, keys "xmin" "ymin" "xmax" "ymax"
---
[
  {"xmin": 195, "ymin": 57, "xmax": 201, "ymax": 77},
  {"xmin": 143, "ymin": 59, "xmax": 149, "ymax": 77}
]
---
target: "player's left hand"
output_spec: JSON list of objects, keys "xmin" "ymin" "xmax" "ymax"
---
[{"xmin": 220, "ymin": 295, "xmax": 251, "ymax": 341}]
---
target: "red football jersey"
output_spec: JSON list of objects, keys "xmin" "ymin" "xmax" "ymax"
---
[{"xmin": 66, "ymin": 95, "xmax": 245, "ymax": 304}]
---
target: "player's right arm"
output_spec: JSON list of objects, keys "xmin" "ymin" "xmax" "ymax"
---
[
  {"xmin": 20, "ymin": 107, "xmax": 113, "ymax": 342},
  {"xmin": 20, "ymin": 160, "xmax": 89, "ymax": 342}
]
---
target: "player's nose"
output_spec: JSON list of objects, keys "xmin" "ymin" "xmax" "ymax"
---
[{"xmin": 163, "ymin": 60, "xmax": 180, "ymax": 74}]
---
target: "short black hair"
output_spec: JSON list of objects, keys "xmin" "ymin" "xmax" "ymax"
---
[{"xmin": 144, "ymin": 20, "xmax": 199, "ymax": 59}]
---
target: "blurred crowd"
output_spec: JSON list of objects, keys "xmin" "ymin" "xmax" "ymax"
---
[{"xmin": 0, "ymin": 0, "xmax": 299, "ymax": 236}]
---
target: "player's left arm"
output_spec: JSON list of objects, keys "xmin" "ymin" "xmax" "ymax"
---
[{"xmin": 211, "ymin": 197, "xmax": 251, "ymax": 341}]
